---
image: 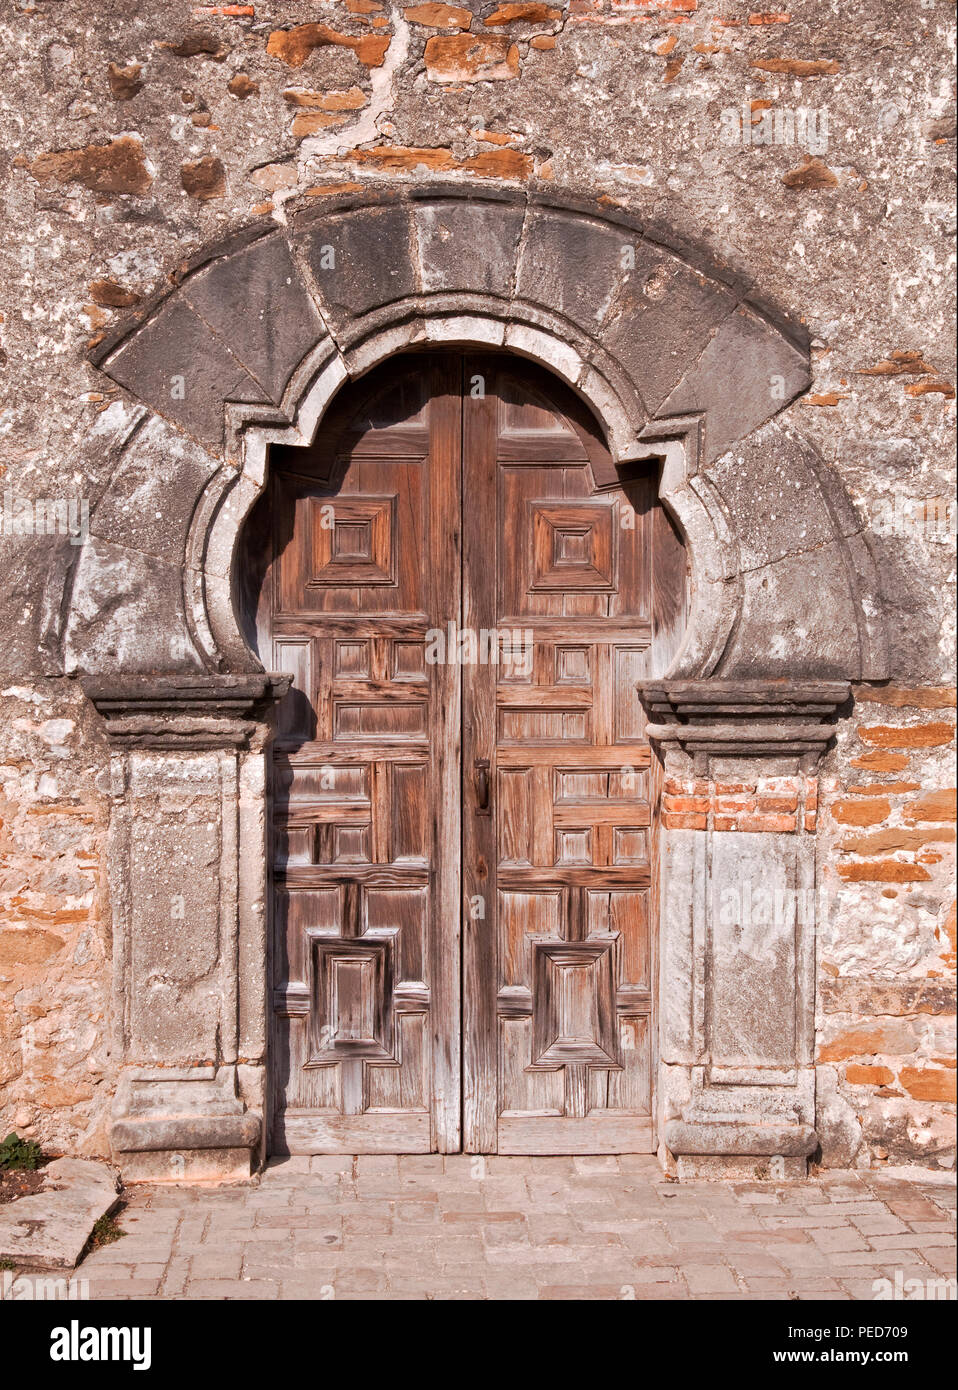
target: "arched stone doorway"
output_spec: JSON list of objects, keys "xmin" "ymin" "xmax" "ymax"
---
[
  {"xmin": 241, "ymin": 350, "xmax": 687, "ymax": 1155},
  {"xmin": 48, "ymin": 186, "xmax": 888, "ymax": 1180}
]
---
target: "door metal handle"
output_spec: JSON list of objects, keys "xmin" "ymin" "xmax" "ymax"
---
[{"xmin": 475, "ymin": 759, "xmax": 490, "ymax": 815}]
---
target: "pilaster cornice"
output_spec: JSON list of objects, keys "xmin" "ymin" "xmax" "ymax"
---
[
  {"xmin": 638, "ymin": 678, "xmax": 850, "ymax": 771},
  {"xmin": 82, "ymin": 673, "xmax": 291, "ymax": 750}
]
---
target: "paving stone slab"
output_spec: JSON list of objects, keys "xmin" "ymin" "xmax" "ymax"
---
[{"xmin": 0, "ymin": 1158, "xmax": 120, "ymax": 1271}]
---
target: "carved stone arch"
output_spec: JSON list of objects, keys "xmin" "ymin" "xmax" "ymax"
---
[
  {"xmin": 48, "ymin": 183, "xmax": 886, "ymax": 685},
  {"xmin": 60, "ymin": 185, "xmax": 891, "ymax": 1180}
]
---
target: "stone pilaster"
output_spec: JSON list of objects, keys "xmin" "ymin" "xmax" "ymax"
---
[
  {"xmin": 83, "ymin": 674, "xmax": 289, "ymax": 1182},
  {"xmin": 638, "ymin": 679, "xmax": 850, "ymax": 1179}
]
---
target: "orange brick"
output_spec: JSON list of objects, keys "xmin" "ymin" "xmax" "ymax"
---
[
  {"xmin": 841, "ymin": 827, "xmax": 956, "ymax": 855},
  {"xmin": 665, "ymin": 778, "xmax": 709, "ymax": 796},
  {"xmin": 483, "ymin": 3, "xmax": 561, "ymax": 22},
  {"xmin": 853, "ymin": 684, "xmax": 957, "ymax": 709},
  {"xmin": 898, "ymin": 1067, "xmax": 957, "ymax": 1103},
  {"xmin": 845, "ymin": 1064, "xmax": 895, "ymax": 1086},
  {"xmin": 462, "ymin": 148, "xmax": 533, "ymax": 177},
  {"xmin": 291, "ymin": 112, "xmax": 348, "ymax": 135},
  {"xmin": 755, "ymin": 796, "xmax": 799, "ymax": 813},
  {"xmin": 751, "ymin": 57, "xmax": 839, "ymax": 76},
  {"xmin": 663, "ymin": 795, "xmax": 710, "ymax": 814},
  {"xmin": 664, "ymin": 812, "xmax": 707, "ymax": 830},
  {"xmin": 851, "ymin": 750, "xmax": 910, "ymax": 771},
  {"xmin": 350, "ymin": 146, "xmax": 455, "ymax": 171},
  {"xmin": 736, "ymin": 814, "xmax": 796, "ymax": 833},
  {"xmin": 837, "ymin": 861, "xmax": 932, "ymax": 883},
  {"xmin": 859, "ymin": 723, "xmax": 955, "ymax": 748},
  {"xmin": 266, "ymin": 24, "xmax": 391, "ymax": 68},
  {"xmin": 846, "ymin": 781, "xmax": 920, "ymax": 795},
  {"xmin": 902, "ymin": 789, "xmax": 957, "ymax": 824},
  {"xmin": 833, "ymin": 798, "xmax": 891, "ymax": 826},
  {"xmin": 424, "ymin": 33, "xmax": 519, "ymax": 81},
  {"xmin": 305, "ymin": 182, "xmax": 364, "ymax": 196},
  {"xmin": 818, "ymin": 1023, "xmax": 918, "ymax": 1061}
]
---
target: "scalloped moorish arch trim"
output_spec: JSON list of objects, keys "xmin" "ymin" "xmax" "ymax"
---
[
  {"xmin": 59, "ymin": 184, "xmax": 890, "ymax": 1181},
  {"xmin": 66, "ymin": 183, "xmax": 885, "ymax": 684}
]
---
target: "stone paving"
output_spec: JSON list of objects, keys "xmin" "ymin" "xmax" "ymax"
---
[{"xmin": 74, "ymin": 1156, "xmax": 956, "ymax": 1301}]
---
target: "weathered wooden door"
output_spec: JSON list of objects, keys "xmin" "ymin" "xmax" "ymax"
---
[
  {"xmin": 461, "ymin": 356, "xmax": 681, "ymax": 1154},
  {"xmin": 251, "ymin": 352, "xmax": 685, "ymax": 1155}
]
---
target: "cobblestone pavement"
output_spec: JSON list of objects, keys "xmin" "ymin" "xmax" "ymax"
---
[{"xmin": 75, "ymin": 1156, "xmax": 956, "ymax": 1301}]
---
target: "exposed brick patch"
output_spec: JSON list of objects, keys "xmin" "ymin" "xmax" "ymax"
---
[
  {"xmin": 662, "ymin": 776, "xmax": 816, "ymax": 833},
  {"xmin": 850, "ymin": 750, "xmax": 910, "ymax": 772},
  {"xmin": 837, "ymin": 861, "xmax": 932, "ymax": 883},
  {"xmin": 424, "ymin": 34, "xmax": 520, "ymax": 82},
  {"xmin": 832, "ymin": 798, "xmax": 890, "ymax": 826},
  {"xmin": 305, "ymin": 182, "xmax": 364, "ymax": 196},
  {"xmin": 845, "ymin": 782, "xmax": 920, "ymax": 795},
  {"xmin": 858, "ymin": 723, "xmax": 955, "ymax": 748},
  {"xmin": 403, "ymin": 4, "xmax": 472, "ymax": 26},
  {"xmin": 845, "ymin": 1064, "xmax": 895, "ymax": 1086},
  {"xmin": 348, "ymin": 145, "xmax": 533, "ymax": 177},
  {"xmin": 88, "ymin": 279, "xmax": 141, "ymax": 308},
  {"xmin": 899, "ymin": 1067, "xmax": 957, "ymax": 1103},
  {"xmin": 818, "ymin": 1023, "xmax": 920, "ymax": 1062},
  {"xmin": 291, "ymin": 113, "xmax": 349, "ymax": 137},
  {"xmin": 483, "ymin": 3, "xmax": 561, "ymax": 23},
  {"xmin": 903, "ymin": 790, "xmax": 957, "ymax": 824},
  {"xmin": 266, "ymin": 24, "xmax": 391, "ymax": 69},
  {"xmin": 181, "ymin": 156, "xmax": 226, "ymax": 200},
  {"xmin": 820, "ymin": 694, "xmax": 956, "ymax": 1163},
  {"xmin": 805, "ymin": 391, "xmax": 849, "ymax": 405},
  {"xmin": 852, "ymin": 684, "xmax": 957, "ymax": 709},
  {"xmin": 107, "ymin": 62, "xmax": 143, "ymax": 100},
  {"xmin": 782, "ymin": 156, "xmax": 838, "ymax": 190},
  {"xmin": 905, "ymin": 379, "xmax": 956, "ymax": 399},
  {"xmin": 840, "ymin": 827, "xmax": 956, "ymax": 855},
  {"xmin": 26, "ymin": 137, "xmax": 152, "ymax": 197},
  {"xmin": 750, "ymin": 57, "xmax": 839, "ymax": 76},
  {"xmin": 227, "ymin": 72, "xmax": 260, "ymax": 98}
]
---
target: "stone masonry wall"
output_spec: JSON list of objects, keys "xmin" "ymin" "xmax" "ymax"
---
[
  {"xmin": 818, "ymin": 686, "xmax": 956, "ymax": 1170},
  {"xmin": 0, "ymin": 0, "xmax": 954, "ymax": 1166}
]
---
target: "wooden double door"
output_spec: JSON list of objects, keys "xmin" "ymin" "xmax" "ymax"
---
[{"xmin": 247, "ymin": 352, "xmax": 686, "ymax": 1154}]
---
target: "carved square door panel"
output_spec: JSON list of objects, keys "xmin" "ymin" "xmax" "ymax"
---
[{"xmin": 250, "ymin": 352, "xmax": 687, "ymax": 1154}]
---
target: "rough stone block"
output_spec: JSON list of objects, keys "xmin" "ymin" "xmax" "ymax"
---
[
  {"xmin": 102, "ymin": 298, "xmax": 266, "ymax": 451},
  {"xmin": 413, "ymin": 194, "xmax": 524, "ymax": 298},
  {"xmin": 298, "ymin": 205, "xmax": 418, "ymax": 330},
  {"xmin": 658, "ymin": 305, "xmax": 811, "ymax": 462},
  {"xmin": 182, "ymin": 234, "xmax": 327, "ymax": 404},
  {"xmin": 0, "ymin": 1159, "xmax": 119, "ymax": 1270}
]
